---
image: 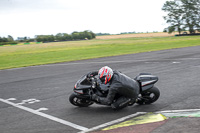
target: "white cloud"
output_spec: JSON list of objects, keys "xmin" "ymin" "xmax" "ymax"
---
[{"xmin": 0, "ymin": 0, "xmax": 168, "ymax": 39}]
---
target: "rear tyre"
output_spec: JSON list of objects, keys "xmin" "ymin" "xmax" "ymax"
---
[
  {"xmin": 137, "ymin": 86, "xmax": 160, "ymax": 105},
  {"xmin": 69, "ymin": 93, "xmax": 94, "ymax": 107}
]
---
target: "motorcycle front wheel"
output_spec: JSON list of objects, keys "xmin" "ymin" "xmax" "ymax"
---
[
  {"xmin": 69, "ymin": 93, "xmax": 94, "ymax": 107},
  {"xmin": 137, "ymin": 86, "xmax": 160, "ymax": 105}
]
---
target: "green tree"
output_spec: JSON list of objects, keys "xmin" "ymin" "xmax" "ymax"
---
[
  {"xmin": 63, "ymin": 33, "xmax": 72, "ymax": 41},
  {"xmin": 47, "ymin": 35, "xmax": 55, "ymax": 42},
  {"xmin": 83, "ymin": 30, "xmax": 92, "ymax": 39},
  {"xmin": 55, "ymin": 33, "xmax": 64, "ymax": 41},
  {"xmin": 36, "ymin": 36, "xmax": 42, "ymax": 42},
  {"xmin": 162, "ymin": 1, "xmax": 184, "ymax": 34},
  {"xmin": 181, "ymin": 0, "xmax": 200, "ymax": 33},
  {"xmin": 7, "ymin": 35, "xmax": 14, "ymax": 41},
  {"xmin": 72, "ymin": 32, "xmax": 80, "ymax": 40},
  {"xmin": 89, "ymin": 31, "xmax": 96, "ymax": 39},
  {"xmin": 162, "ymin": 0, "xmax": 200, "ymax": 34},
  {"xmin": 1, "ymin": 37, "xmax": 8, "ymax": 42}
]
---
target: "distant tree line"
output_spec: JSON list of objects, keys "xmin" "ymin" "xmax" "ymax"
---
[
  {"xmin": 95, "ymin": 33, "xmax": 111, "ymax": 36},
  {"xmin": 120, "ymin": 32, "xmax": 136, "ymax": 34},
  {"xmin": 0, "ymin": 30, "xmax": 96, "ymax": 45},
  {"xmin": 36, "ymin": 30, "xmax": 95, "ymax": 42},
  {"xmin": 96, "ymin": 31, "xmax": 159, "ymax": 36},
  {"xmin": 17, "ymin": 37, "xmax": 35, "ymax": 42},
  {"xmin": 0, "ymin": 35, "xmax": 18, "ymax": 45},
  {"xmin": 162, "ymin": 0, "xmax": 200, "ymax": 34}
]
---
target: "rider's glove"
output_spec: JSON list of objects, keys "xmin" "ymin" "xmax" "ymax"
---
[
  {"xmin": 87, "ymin": 71, "xmax": 98, "ymax": 79},
  {"xmin": 87, "ymin": 73, "xmax": 92, "ymax": 78}
]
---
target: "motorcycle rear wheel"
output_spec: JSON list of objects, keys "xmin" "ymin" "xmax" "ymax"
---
[
  {"xmin": 69, "ymin": 93, "xmax": 94, "ymax": 107},
  {"xmin": 137, "ymin": 86, "xmax": 160, "ymax": 105}
]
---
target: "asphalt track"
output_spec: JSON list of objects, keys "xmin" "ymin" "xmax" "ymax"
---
[{"xmin": 1, "ymin": 46, "xmax": 200, "ymax": 133}]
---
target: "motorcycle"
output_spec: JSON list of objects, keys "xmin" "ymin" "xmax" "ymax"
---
[{"xmin": 69, "ymin": 72, "xmax": 160, "ymax": 108}]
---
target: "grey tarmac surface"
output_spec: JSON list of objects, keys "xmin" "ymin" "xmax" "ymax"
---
[{"xmin": 1, "ymin": 46, "xmax": 200, "ymax": 133}]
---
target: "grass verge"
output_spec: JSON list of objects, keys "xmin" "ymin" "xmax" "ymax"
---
[{"xmin": 0, "ymin": 36, "xmax": 200, "ymax": 70}]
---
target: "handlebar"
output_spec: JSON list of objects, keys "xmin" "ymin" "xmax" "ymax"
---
[{"xmin": 90, "ymin": 77, "xmax": 96, "ymax": 89}]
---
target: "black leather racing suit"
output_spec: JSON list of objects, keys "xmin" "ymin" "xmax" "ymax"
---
[{"xmin": 89, "ymin": 70, "xmax": 140, "ymax": 108}]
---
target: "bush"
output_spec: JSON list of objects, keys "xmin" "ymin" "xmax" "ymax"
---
[{"xmin": 0, "ymin": 41, "xmax": 18, "ymax": 46}]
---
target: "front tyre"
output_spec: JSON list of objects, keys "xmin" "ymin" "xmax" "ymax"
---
[
  {"xmin": 69, "ymin": 93, "xmax": 94, "ymax": 107},
  {"xmin": 137, "ymin": 86, "xmax": 160, "ymax": 105}
]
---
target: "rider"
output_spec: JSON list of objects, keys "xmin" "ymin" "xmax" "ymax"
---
[{"xmin": 87, "ymin": 66, "xmax": 140, "ymax": 109}]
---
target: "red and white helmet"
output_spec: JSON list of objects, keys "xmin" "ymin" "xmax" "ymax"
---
[{"xmin": 98, "ymin": 66, "xmax": 113, "ymax": 84}]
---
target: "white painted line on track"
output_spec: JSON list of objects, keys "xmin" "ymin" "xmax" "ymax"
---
[
  {"xmin": 157, "ymin": 109, "xmax": 200, "ymax": 113},
  {"xmin": 1, "ymin": 98, "xmax": 200, "ymax": 133},
  {"xmin": 0, "ymin": 98, "xmax": 88, "ymax": 131},
  {"xmin": 78, "ymin": 112, "xmax": 147, "ymax": 133}
]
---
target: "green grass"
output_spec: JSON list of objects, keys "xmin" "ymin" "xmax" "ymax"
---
[{"xmin": 0, "ymin": 36, "xmax": 200, "ymax": 70}]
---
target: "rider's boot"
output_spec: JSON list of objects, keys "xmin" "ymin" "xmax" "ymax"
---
[
  {"xmin": 128, "ymin": 98, "xmax": 136, "ymax": 106},
  {"xmin": 111, "ymin": 97, "xmax": 130, "ymax": 110}
]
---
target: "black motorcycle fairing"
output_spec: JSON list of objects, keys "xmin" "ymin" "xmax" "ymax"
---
[
  {"xmin": 74, "ymin": 75, "xmax": 92, "ymax": 95},
  {"xmin": 74, "ymin": 74, "xmax": 108, "ymax": 97},
  {"xmin": 75, "ymin": 75, "xmax": 90, "ymax": 87}
]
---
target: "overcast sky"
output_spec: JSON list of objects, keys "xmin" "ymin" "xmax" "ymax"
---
[{"xmin": 0, "ymin": 0, "xmax": 168, "ymax": 39}]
